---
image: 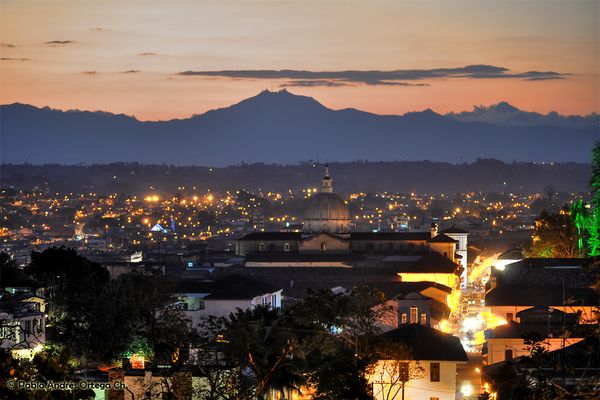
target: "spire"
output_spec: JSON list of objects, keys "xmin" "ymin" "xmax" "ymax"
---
[{"xmin": 322, "ymin": 164, "xmax": 333, "ymax": 193}]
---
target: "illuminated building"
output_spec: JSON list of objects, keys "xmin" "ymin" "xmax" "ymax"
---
[
  {"xmin": 368, "ymin": 324, "xmax": 468, "ymax": 400},
  {"xmin": 236, "ymin": 166, "xmax": 465, "ymax": 267}
]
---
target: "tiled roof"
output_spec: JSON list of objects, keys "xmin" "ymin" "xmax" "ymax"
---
[
  {"xmin": 237, "ymin": 232, "xmax": 302, "ymax": 241},
  {"xmin": 350, "ymin": 232, "xmax": 431, "ymax": 241},
  {"xmin": 204, "ymin": 274, "xmax": 280, "ymax": 300},
  {"xmin": 441, "ymin": 226, "xmax": 469, "ymax": 234},
  {"xmin": 427, "ymin": 233, "xmax": 458, "ymax": 243},
  {"xmin": 485, "ymin": 258, "xmax": 598, "ymax": 307},
  {"xmin": 245, "ymin": 253, "xmax": 363, "ymax": 262},
  {"xmin": 380, "ymin": 324, "xmax": 468, "ymax": 362},
  {"xmin": 393, "ymin": 253, "xmax": 462, "ymax": 274}
]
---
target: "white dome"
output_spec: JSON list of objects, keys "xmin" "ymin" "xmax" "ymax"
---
[{"xmin": 302, "ymin": 165, "xmax": 351, "ymax": 233}]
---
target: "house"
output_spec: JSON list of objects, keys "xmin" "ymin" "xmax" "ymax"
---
[
  {"xmin": 369, "ymin": 324, "xmax": 468, "ymax": 400},
  {"xmin": 483, "ymin": 336, "xmax": 600, "ymax": 399},
  {"xmin": 0, "ymin": 293, "xmax": 46, "ymax": 359},
  {"xmin": 396, "ymin": 292, "xmax": 451, "ymax": 331},
  {"xmin": 483, "ymin": 306, "xmax": 586, "ymax": 365},
  {"xmin": 174, "ymin": 275, "xmax": 283, "ymax": 329},
  {"xmin": 485, "ymin": 258, "xmax": 598, "ymax": 324}
]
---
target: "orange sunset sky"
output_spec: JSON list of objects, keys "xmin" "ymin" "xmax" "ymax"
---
[{"xmin": 1, "ymin": 0, "xmax": 598, "ymax": 121}]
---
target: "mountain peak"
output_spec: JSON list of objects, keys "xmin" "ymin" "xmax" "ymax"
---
[
  {"xmin": 488, "ymin": 101, "xmax": 520, "ymax": 113},
  {"xmin": 223, "ymin": 89, "xmax": 328, "ymax": 114}
]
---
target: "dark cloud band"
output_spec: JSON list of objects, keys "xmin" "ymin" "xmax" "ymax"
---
[{"xmin": 177, "ymin": 64, "xmax": 568, "ymax": 86}]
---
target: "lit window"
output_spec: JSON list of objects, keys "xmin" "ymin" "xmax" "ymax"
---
[
  {"xmin": 430, "ymin": 362, "xmax": 440, "ymax": 382},
  {"xmin": 401, "ymin": 313, "xmax": 407, "ymax": 324},
  {"xmin": 410, "ymin": 307, "xmax": 418, "ymax": 324},
  {"xmin": 259, "ymin": 243, "xmax": 265, "ymax": 251},
  {"xmin": 320, "ymin": 242, "xmax": 327, "ymax": 252},
  {"xmin": 421, "ymin": 313, "xmax": 427, "ymax": 325},
  {"xmin": 284, "ymin": 243, "xmax": 290, "ymax": 252}
]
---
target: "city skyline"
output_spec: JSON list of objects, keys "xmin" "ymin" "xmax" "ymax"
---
[{"xmin": 1, "ymin": 0, "xmax": 598, "ymax": 120}]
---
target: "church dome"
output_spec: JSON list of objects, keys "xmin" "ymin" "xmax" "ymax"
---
[
  {"xmin": 303, "ymin": 165, "xmax": 351, "ymax": 233},
  {"xmin": 305, "ymin": 192, "xmax": 350, "ymax": 221}
]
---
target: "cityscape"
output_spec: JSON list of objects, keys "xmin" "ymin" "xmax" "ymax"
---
[{"xmin": 1, "ymin": 1, "xmax": 599, "ymax": 400}]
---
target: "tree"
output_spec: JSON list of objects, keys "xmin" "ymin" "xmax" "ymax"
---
[
  {"xmin": 368, "ymin": 341, "xmax": 424, "ymax": 400},
  {"xmin": 587, "ymin": 141, "xmax": 600, "ymax": 256},
  {"xmin": 525, "ymin": 208, "xmax": 580, "ymax": 258},
  {"xmin": 291, "ymin": 287, "xmax": 395, "ymax": 400},
  {"xmin": 220, "ymin": 305, "xmax": 305, "ymax": 400},
  {"xmin": 1, "ymin": 251, "xmax": 38, "ymax": 288},
  {"xmin": 571, "ymin": 199, "xmax": 589, "ymax": 257},
  {"xmin": 24, "ymin": 247, "xmax": 193, "ymax": 365}
]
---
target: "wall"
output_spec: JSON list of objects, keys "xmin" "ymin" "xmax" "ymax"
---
[
  {"xmin": 368, "ymin": 360, "xmax": 460, "ymax": 400},
  {"xmin": 486, "ymin": 337, "xmax": 585, "ymax": 365},
  {"xmin": 398, "ymin": 273, "xmax": 459, "ymax": 290},
  {"xmin": 489, "ymin": 305, "xmax": 598, "ymax": 324},
  {"xmin": 299, "ymin": 233, "xmax": 349, "ymax": 253}
]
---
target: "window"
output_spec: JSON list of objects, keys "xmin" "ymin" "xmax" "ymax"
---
[
  {"xmin": 284, "ymin": 242, "xmax": 290, "ymax": 252},
  {"xmin": 401, "ymin": 313, "xmax": 407, "ymax": 324},
  {"xmin": 259, "ymin": 243, "xmax": 265, "ymax": 251},
  {"xmin": 506, "ymin": 312, "xmax": 513, "ymax": 322},
  {"xmin": 430, "ymin": 362, "xmax": 440, "ymax": 382},
  {"xmin": 505, "ymin": 349, "xmax": 513, "ymax": 361},
  {"xmin": 410, "ymin": 307, "xmax": 418, "ymax": 324},
  {"xmin": 421, "ymin": 313, "xmax": 427, "ymax": 325},
  {"xmin": 431, "ymin": 397, "xmax": 440, "ymax": 400},
  {"xmin": 320, "ymin": 242, "xmax": 327, "ymax": 252}
]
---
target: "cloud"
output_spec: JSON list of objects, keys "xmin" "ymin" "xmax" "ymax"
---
[
  {"xmin": 280, "ymin": 79, "xmax": 429, "ymax": 88},
  {"xmin": 177, "ymin": 65, "xmax": 568, "ymax": 86},
  {"xmin": 139, "ymin": 52, "xmax": 156, "ymax": 56},
  {"xmin": 91, "ymin": 27, "xmax": 104, "ymax": 31},
  {"xmin": 0, "ymin": 57, "xmax": 30, "ymax": 61},
  {"xmin": 120, "ymin": 70, "xmax": 141, "ymax": 74},
  {"xmin": 1, "ymin": 43, "xmax": 16, "ymax": 48},
  {"xmin": 280, "ymin": 80, "xmax": 352, "ymax": 88},
  {"xmin": 45, "ymin": 40, "xmax": 75, "ymax": 46},
  {"xmin": 80, "ymin": 70, "xmax": 97, "ymax": 76}
]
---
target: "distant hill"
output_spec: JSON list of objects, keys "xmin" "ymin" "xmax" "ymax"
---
[
  {"xmin": 0, "ymin": 161, "xmax": 591, "ymax": 195},
  {"xmin": 1, "ymin": 90, "xmax": 598, "ymax": 165}
]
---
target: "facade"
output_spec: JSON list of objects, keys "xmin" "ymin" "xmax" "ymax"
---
[
  {"xmin": 175, "ymin": 275, "xmax": 283, "ymax": 328},
  {"xmin": 484, "ymin": 307, "xmax": 585, "ymax": 365},
  {"xmin": 369, "ymin": 324, "xmax": 468, "ymax": 400},
  {"xmin": 0, "ymin": 295, "xmax": 46, "ymax": 359}
]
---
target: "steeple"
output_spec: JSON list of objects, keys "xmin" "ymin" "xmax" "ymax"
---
[{"xmin": 322, "ymin": 164, "xmax": 333, "ymax": 193}]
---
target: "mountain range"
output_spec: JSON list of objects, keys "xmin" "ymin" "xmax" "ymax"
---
[{"xmin": 1, "ymin": 90, "xmax": 598, "ymax": 165}]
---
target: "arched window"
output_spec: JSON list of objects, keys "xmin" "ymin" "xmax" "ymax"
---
[
  {"xmin": 259, "ymin": 243, "xmax": 265, "ymax": 251},
  {"xmin": 320, "ymin": 242, "xmax": 327, "ymax": 252},
  {"xmin": 284, "ymin": 243, "xmax": 290, "ymax": 252}
]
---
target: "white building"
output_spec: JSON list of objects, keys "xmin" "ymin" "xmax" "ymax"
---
[
  {"xmin": 175, "ymin": 275, "xmax": 283, "ymax": 329},
  {"xmin": 440, "ymin": 226, "xmax": 469, "ymax": 289},
  {"xmin": 369, "ymin": 324, "xmax": 468, "ymax": 400}
]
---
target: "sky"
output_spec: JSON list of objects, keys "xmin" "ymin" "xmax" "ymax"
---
[{"xmin": 1, "ymin": 0, "xmax": 598, "ymax": 120}]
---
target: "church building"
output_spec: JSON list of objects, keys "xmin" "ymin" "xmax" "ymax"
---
[{"xmin": 236, "ymin": 166, "xmax": 466, "ymax": 275}]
